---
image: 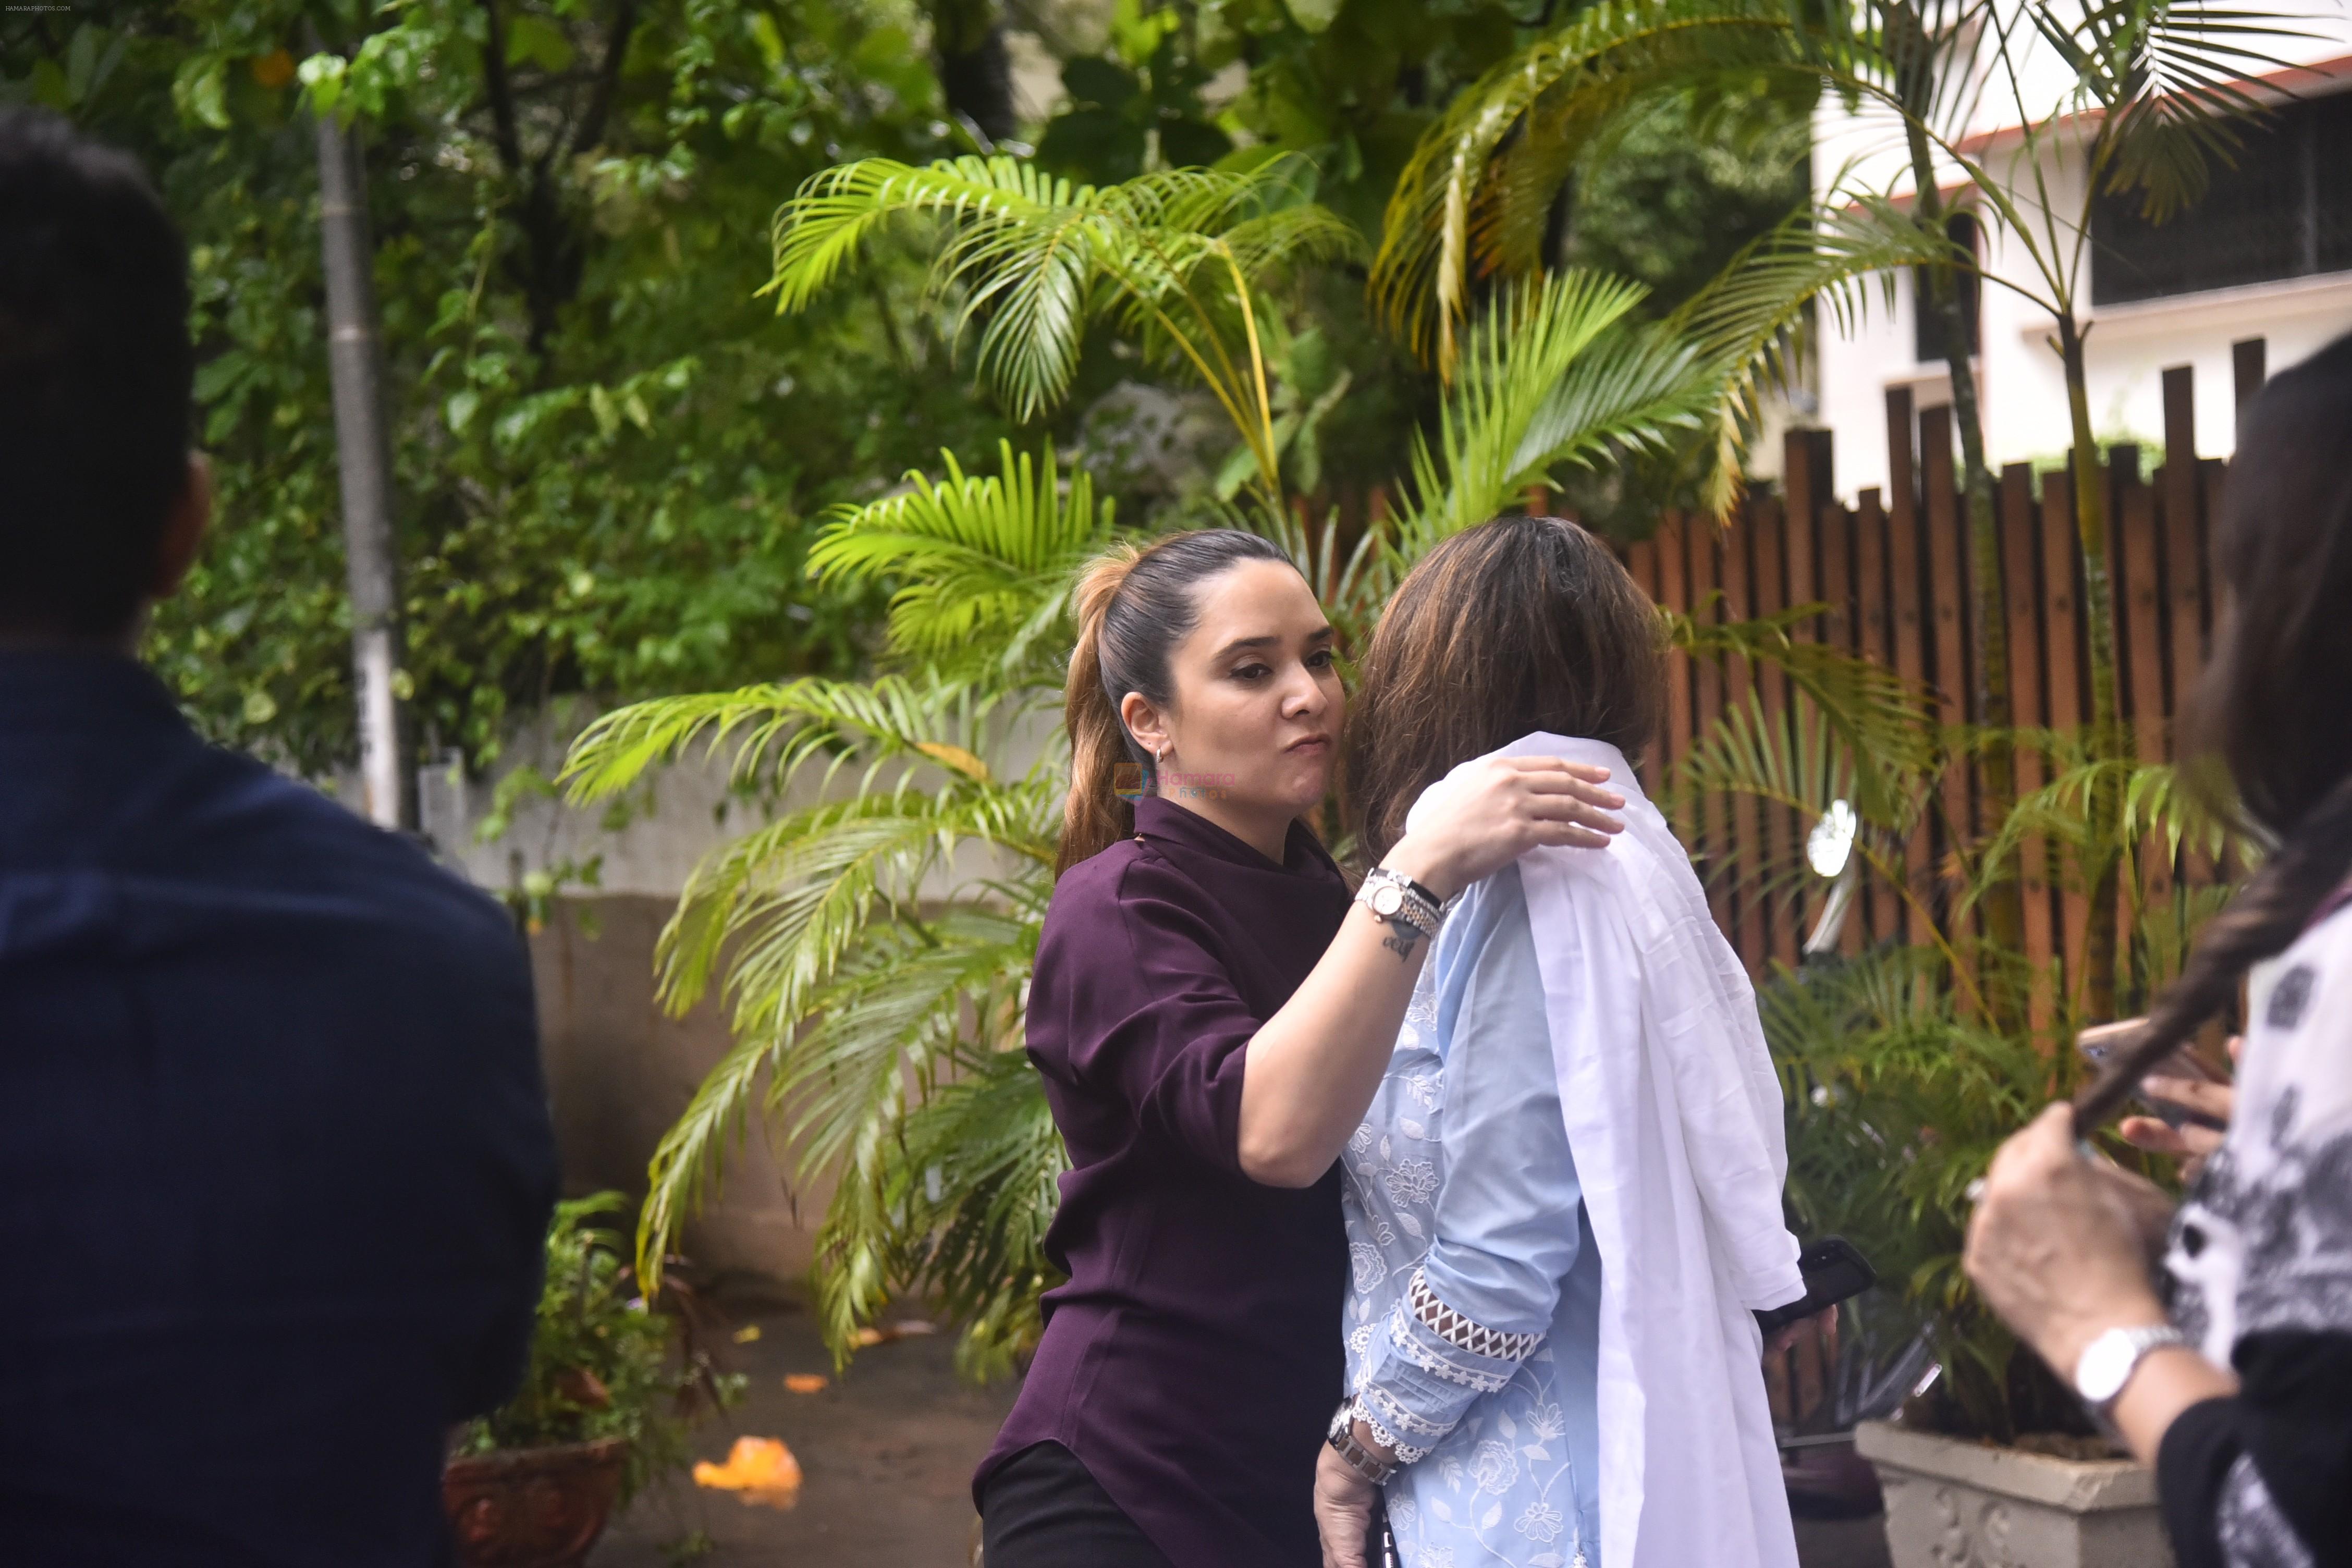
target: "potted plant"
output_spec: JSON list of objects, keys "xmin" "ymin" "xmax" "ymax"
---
[
  {"xmin": 444, "ymin": 1193, "xmax": 741, "ymax": 1568},
  {"xmin": 1764, "ymin": 943, "xmax": 2189, "ymax": 1566}
]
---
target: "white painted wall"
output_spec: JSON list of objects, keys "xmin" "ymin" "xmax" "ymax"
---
[{"xmin": 1809, "ymin": 1, "xmax": 2352, "ymax": 500}]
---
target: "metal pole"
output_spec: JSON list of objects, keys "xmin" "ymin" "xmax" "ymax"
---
[{"xmin": 313, "ymin": 101, "xmax": 408, "ymax": 830}]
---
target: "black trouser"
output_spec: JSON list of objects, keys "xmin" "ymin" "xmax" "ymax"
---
[{"xmin": 978, "ymin": 1441, "xmax": 1175, "ymax": 1568}]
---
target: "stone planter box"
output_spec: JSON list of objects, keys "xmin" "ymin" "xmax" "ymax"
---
[{"xmin": 1855, "ymin": 1419, "xmax": 2171, "ymax": 1568}]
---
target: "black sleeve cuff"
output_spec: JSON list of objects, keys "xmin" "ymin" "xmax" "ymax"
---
[{"xmin": 2158, "ymin": 1394, "xmax": 2243, "ymax": 1568}]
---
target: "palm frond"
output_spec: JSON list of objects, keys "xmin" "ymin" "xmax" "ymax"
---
[
  {"xmin": 559, "ymin": 672, "xmax": 996, "ymax": 806},
  {"xmin": 1667, "ymin": 597, "xmax": 1942, "ymax": 824},
  {"xmin": 886, "ymin": 1045, "xmax": 1065, "ymax": 1379},
  {"xmin": 2039, "ymin": 0, "xmax": 2309, "ymax": 221},
  {"xmin": 1368, "ymin": 0, "xmax": 1798, "ymax": 373},
  {"xmin": 1668, "ymin": 189, "xmax": 1968, "ymax": 512},
  {"xmin": 1395, "ymin": 270, "xmax": 1719, "ymax": 549},
  {"xmin": 767, "ymin": 153, "xmax": 1355, "ymax": 441},
  {"xmin": 807, "ymin": 440, "xmax": 1121, "ymax": 678}
]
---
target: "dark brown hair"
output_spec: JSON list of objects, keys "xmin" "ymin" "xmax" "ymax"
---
[
  {"xmin": 1346, "ymin": 514, "xmax": 1665, "ymax": 865},
  {"xmin": 1058, "ymin": 528, "xmax": 1296, "ymax": 876},
  {"xmin": 2078, "ymin": 332, "xmax": 2352, "ymax": 1124},
  {"xmin": 0, "ymin": 109, "xmax": 192, "ymax": 638}
]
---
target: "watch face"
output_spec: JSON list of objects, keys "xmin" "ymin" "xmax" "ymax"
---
[
  {"xmin": 2075, "ymin": 1331, "xmax": 2134, "ymax": 1404},
  {"xmin": 1370, "ymin": 884, "xmax": 1404, "ymax": 917}
]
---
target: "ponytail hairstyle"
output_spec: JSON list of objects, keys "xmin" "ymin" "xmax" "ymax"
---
[
  {"xmin": 2077, "ymin": 332, "xmax": 2352, "ymax": 1125},
  {"xmin": 1058, "ymin": 528, "xmax": 1298, "ymax": 877}
]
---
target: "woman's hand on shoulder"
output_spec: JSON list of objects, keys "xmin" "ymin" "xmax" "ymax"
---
[{"xmin": 1385, "ymin": 755, "xmax": 1625, "ymax": 900}]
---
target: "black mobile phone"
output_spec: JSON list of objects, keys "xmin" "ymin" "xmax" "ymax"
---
[{"xmin": 1755, "ymin": 1236, "xmax": 1877, "ymax": 1334}]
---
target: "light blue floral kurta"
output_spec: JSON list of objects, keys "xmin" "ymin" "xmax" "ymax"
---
[{"xmin": 1340, "ymin": 862, "xmax": 1605, "ymax": 1568}]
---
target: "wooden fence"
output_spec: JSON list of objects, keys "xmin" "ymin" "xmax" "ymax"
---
[{"xmin": 1548, "ymin": 359, "xmax": 2255, "ymax": 991}]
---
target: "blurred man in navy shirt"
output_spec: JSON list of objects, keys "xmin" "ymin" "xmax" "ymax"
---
[{"xmin": 0, "ymin": 110, "xmax": 557, "ymax": 1564}]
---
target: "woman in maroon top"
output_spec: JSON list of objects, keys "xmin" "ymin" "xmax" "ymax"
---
[{"xmin": 975, "ymin": 530, "xmax": 1628, "ymax": 1567}]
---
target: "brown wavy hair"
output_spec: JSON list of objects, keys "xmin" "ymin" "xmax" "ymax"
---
[
  {"xmin": 2077, "ymin": 332, "xmax": 2352, "ymax": 1122},
  {"xmin": 1346, "ymin": 514, "xmax": 1665, "ymax": 866},
  {"xmin": 1057, "ymin": 528, "xmax": 1296, "ymax": 876}
]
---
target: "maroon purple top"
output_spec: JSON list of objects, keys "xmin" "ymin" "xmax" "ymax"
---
[{"xmin": 975, "ymin": 794, "xmax": 1353, "ymax": 1566}]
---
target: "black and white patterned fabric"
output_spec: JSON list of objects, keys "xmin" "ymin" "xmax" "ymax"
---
[{"xmin": 2160, "ymin": 911, "xmax": 2352, "ymax": 1568}]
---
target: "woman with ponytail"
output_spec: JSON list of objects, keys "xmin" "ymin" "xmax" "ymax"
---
[
  {"xmin": 1967, "ymin": 333, "xmax": 2352, "ymax": 1568},
  {"xmin": 975, "ymin": 529, "xmax": 1630, "ymax": 1568}
]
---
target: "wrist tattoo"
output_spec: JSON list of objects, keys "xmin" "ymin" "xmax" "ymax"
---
[{"xmin": 1379, "ymin": 917, "xmax": 1424, "ymax": 962}]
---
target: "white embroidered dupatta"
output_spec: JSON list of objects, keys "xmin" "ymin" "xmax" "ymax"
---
[{"xmin": 1407, "ymin": 733, "xmax": 1806, "ymax": 1568}]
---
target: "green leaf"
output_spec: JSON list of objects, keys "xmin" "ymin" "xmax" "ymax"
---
[
  {"xmin": 64, "ymin": 24, "xmax": 97, "ymax": 105},
  {"xmin": 173, "ymin": 53, "xmax": 231, "ymax": 130},
  {"xmin": 296, "ymin": 52, "xmax": 346, "ymax": 120},
  {"xmin": 1285, "ymin": 0, "xmax": 1346, "ymax": 34},
  {"xmin": 504, "ymin": 12, "xmax": 578, "ymax": 74},
  {"xmin": 444, "ymin": 388, "xmax": 481, "ymax": 435}
]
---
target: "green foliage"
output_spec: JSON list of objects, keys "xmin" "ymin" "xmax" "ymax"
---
[
  {"xmin": 1394, "ymin": 269, "xmax": 1714, "ymax": 548},
  {"xmin": 807, "ymin": 440, "xmax": 1122, "ymax": 681},
  {"xmin": 767, "ymin": 151, "xmax": 1362, "ymax": 493},
  {"xmin": 561, "ymin": 665, "xmax": 1061, "ymax": 1368},
  {"xmin": 1762, "ymin": 951, "xmax": 2091, "ymax": 1443},
  {"xmin": 1368, "ymin": 0, "xmax": 1800, "ymax": 375},
  {"xmin": 8, "ymin": 0, "xmax": 1009, "ymax": 776},
  {"xmin": 1559, "ymin": 80, "xmax": 1810, "ymax": 315},
  {"xmin": 457, "ymin": 1194, "xmax": 744, "ymax": 1505}
]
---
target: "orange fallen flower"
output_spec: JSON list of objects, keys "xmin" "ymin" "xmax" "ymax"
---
[
  {"xmin": 784, "ymin": 1374, "xmax": 829, "ymax": 1394},
  {"xmin": 693, "ymin": 1436, "xmax": 802, "ymax": 1510},
  {"xmin": 851, "ymin": 1318, "xmax": 939, "ymax": 1348}
]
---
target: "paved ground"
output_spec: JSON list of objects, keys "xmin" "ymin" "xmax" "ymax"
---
[{"xmin": 591, "ymin": 1296, "xmax": 1890, "ymax": 1568}]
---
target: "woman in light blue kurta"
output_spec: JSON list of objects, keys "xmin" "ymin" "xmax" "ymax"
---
[
  {"xmin": 1341, "ymin": 861, "xmax": 1606, "ymax": 1568},
  {"xmin": 1327, "ymin": 516, "xmax": 1806, "ymax": 1568}
]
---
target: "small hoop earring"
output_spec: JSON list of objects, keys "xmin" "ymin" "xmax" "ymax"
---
[{"xmin": 1155, "ymin": 744, "xmax": 1167, "ymax": 764}]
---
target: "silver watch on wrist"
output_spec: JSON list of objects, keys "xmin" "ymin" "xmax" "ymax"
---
[
  {"xmin": 1357, "ymin": 866, "xmax": 1447, "ymax": 940},
  {"xmin": 2073, "ymin": 1322, "xmax": 2187, "ymax": 1413},
  {"xmin": 1326, "ymin": 1399, "xmax": 1396, "ymax": 1486}
]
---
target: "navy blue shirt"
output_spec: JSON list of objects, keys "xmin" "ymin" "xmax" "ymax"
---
[{"xmin": 0, "ymin": 651, "xmax": 558, "ymax": 1565}]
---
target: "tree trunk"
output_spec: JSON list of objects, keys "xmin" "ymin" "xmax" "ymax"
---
[
  {"xmin": 1905, "ymin": 126, "xmax": 2025, "ymax": 1032},
  {"xmin": 314, "ymin": 105, "xmax": 409, "ymax": 830},
  {"xmin": 2059, "ymin": 316, "xmax": 2123, "ymax": 1020}
]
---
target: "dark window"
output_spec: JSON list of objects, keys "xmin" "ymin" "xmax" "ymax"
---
[
  {"xmin": 2092, "ymin": 88, "xmax": 2352, "ymax": 304},
  {"xmin": 1914, "ymin": 211, "xmax": 1983, "ymax": 363}
]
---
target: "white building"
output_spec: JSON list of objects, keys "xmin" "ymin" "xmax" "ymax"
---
[{"xmin": 1810, "ymin": 3, "xmax": 2352, "ymax": 499}]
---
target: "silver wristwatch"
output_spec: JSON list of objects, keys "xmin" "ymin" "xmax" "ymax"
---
[
  {"xmin": 1327, "ymin": 1399, "xmax": 1396, "ymax": 1485},
  {"xmin": 1357, "ymin": 866, "xmax": 1447, "ymax": 940},
  {"xmin": 2073, "ymin": 1323, "xmax": 2187, "ymax": 1413}
]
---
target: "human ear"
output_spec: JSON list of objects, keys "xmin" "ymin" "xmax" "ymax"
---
[
  {"xmin": 1120, "ymin": 690, "xmax": 1170, "ymax": 761},
  {"xmin": 149, "ymin": 451, "xmax": 212, "ymax": 602}
]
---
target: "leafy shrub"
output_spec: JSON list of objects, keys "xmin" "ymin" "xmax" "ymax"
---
[{"xmin": 455, "ymin": 1193, "xmax": 742, "ymax": 1504}]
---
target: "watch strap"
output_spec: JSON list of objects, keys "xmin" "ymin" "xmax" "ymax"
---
[
  {"xmin": 1327, "ymin": 1400, "xmax": 1397, "ymax": 1485},
  {"xmin": 1357, "ymin": 867, "xmax": 1444, "ymax": 939},
  {"xmin": 2076, "ymin": 1322, "xmax": 2187, "ymax": 1412}
]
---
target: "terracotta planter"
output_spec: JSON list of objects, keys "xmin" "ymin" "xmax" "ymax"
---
[
  {"xmin": 443, "ymin": 1435, "xmax": 629, "ymax": 1568},
  {"xmin": 1855, "ymin": 1419, "xmax": 2171, "ymax": 1568}
]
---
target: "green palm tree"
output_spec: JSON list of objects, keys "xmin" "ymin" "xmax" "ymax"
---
[{"xmin": 563, "ymin": 150, "xmax": 1940, "ymax": 1373}]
